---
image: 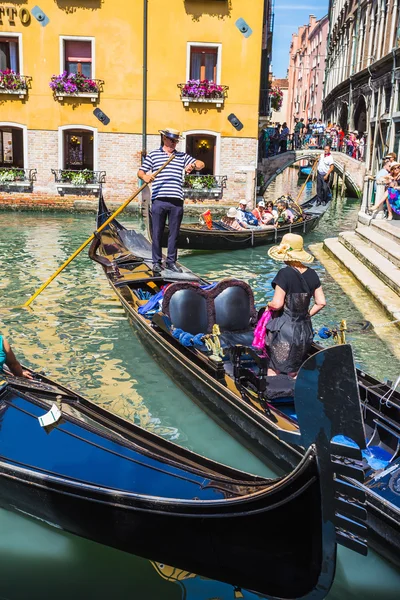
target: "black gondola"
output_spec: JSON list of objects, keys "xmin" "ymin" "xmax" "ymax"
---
[
  {"xmin": 0, "ymin": 347, "xmax": 367, "ymax": 600},
  {"xmin": 91, "ymin": 195, "xmax": 400, "ymax": 566},
  {"xmin": 145, "ymin": 196, "xmax": 328, "ymax": 251}
]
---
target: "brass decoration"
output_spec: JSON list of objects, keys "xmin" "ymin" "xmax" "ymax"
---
[
  {"xmin": 332, "ymin": 319, "xmax": 347, "ymax": 345},
  {"xmin": 203, "ymin": 324, "xmax": 224, "ymax": 362}
]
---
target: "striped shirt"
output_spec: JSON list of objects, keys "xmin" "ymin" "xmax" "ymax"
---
[{"xmin": 141, "ymin": 147, "xmax": 196, "ymax": 201}]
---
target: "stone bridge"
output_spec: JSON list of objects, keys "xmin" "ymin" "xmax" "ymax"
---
[{"xmin": 258, "ymin": 150, "xmax": 366, "ymax": 198}]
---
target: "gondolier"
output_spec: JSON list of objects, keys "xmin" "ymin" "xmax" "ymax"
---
[
  {"xmin": 138, "ymin": 128, "xmax": 205, "ymax": 274},
  {"xmin": 316, "ymin": 145, "xmax": 334, "ymax": 206}
]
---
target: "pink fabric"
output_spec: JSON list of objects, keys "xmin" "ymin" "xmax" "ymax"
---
[{"xmin": 252, "ymin": 309, "xmax": 272, "ymax": 351}]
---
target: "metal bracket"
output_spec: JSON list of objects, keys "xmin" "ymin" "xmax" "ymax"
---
[
  {"xmin": 31, "ymin": 6, "xmax": 49, "ymax": 27},
  {"xmin": 235, "ymin": 18, "xmax": 253, "ymax": 38}
]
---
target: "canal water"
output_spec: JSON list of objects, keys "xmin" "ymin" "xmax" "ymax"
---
[{"xmin": 0, "ymin": 167, "xmax": 400, "ymax": 599}]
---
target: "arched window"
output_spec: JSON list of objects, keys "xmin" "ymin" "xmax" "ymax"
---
[
  {"xmin": 59, "ymin": 126, "xmax": 97, "ymax": 171},
  {"xmin": 185, "ymin": 133, "xmax": 218, "ymax": 175},
  {"xmin": 0, "ymin": 124, "xmax": 25, "ymax": 167}
]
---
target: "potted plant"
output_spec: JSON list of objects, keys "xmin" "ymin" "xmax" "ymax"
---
[
  {"xmin": 0, "ymin": 69, "xmax": 28, "ymax": 94},
  {"xmin": 270, "ymin": 86, "xmax": 283, "ymax": 112},
  {"xmin": 0, "ymin": 168, "xmax": 25, "ymax": 183},
  {"xmin": 61, "ymin": 169, "xmax": 95, "ymax": 185},
  {"xmin": 178, "ymin": 80, "xmax": 227, "ymax": 107},
  {"xmin": 50, "ymin": 72, "xmax": 100, "ymax": 98}
]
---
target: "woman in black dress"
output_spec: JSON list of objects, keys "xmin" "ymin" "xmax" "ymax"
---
[{"xmin": 266, "ymin": 233, "xmax": 326, "ymax": 377}]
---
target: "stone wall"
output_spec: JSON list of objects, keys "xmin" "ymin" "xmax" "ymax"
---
[{"xmin": 0, "ymin": 130, "xmax": 257, "ymax": 210}]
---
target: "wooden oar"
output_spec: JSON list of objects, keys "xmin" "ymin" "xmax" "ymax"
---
[
  {"xmin": 292, "ymin": 158, "xmax": 319, "ymax": 212},
  {"xmin": 12, "ymin": 154, "xmax": 175, "ymax": 310}
]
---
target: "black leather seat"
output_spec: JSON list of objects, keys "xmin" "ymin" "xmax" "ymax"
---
[
  {"xmin": 214, "ymin": 285, "xmax": 253, "ymax": 331},
  {"xmin": 162, "ymin": 283, "xmax": 213, "ymax": 334},
  {"xmin": 162, "ymin": 279, "xmax": 257, "ymax": 347}
]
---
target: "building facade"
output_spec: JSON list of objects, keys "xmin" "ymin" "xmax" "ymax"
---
[
  {"xmin": 286, "ymin": 14, "xmax": 329, "ymax": 130},
  {"xmin": 323, "ymin": 0, "xmax": 400, "ymax": 172},
  {"xmin": 0, "ymin": 0, "xmax": 271, "ymax": 207}
]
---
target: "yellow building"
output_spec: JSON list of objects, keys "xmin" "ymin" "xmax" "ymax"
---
[{"xmin": 0, "ymin": 1, "xmax": 270, "ymax": 206}]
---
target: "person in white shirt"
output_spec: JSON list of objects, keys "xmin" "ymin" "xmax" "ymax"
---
[{"xmin": 316, "ymin": 145, "xmax": 334, "ymax": 205}]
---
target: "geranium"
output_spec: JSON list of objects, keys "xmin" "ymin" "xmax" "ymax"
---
[
  {"xmin": 180, "ymin": 79, "xmax": 225, "ymax": 99},
  {"xmin": 0, "ymin": 69, "xmax": 27, "ymax": 92},
  {"xmin": 49, "ymin": 72, "xmax": 99, "ymax": 94},
  {"xmin": 270, "ymin": 86, "xmax": 283, "ymax": 112}
]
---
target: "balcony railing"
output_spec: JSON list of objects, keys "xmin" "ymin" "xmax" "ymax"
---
[
  {"xmin": 183, "ymin": 174, "xmax": 227, "ymax": 200},
  {"xmin": 51, "ymin": 169, "xmax": 106, "ymax": 193},
  {"xmin": 0, "ymin": 167, "xmax": 37, "ymax": 187},
  {"xmin": 0, "ymin": 73, "xmax": 32, "ymax": 99},
  {"xmin": 178, "ymin": 81, "xmax": 228, "ymax": 108}
]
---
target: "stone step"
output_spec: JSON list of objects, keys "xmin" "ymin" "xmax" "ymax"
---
[
  {"xmin": 355, "ymin": 224, "xmax": 400, "ymax": 269},
  {"xmin": 370, "ymin": 218, "xmax": 400, "ymax": 244},
  {"xmin": 339, "ymin": 231, "xmax": 400, "ymax": 297},
  {"xmin": 323, "ymin": 237, "xmax": 400, "ymax": 323}
]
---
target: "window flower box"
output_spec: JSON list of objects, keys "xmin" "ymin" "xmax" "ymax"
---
[
  {"xmin": 270, "ymin": 86, "xmax": 283, "ymax": 112},
  {"xmin": 50, "ymin": 72, "xmax": 104, "ymax": 103},
  {"xmin": 51, "ymin": 169, "xmax": 106, "ymax": 193},
  {"xmin": 0, "ymin": 168, "xmax": 37, "ymax": 188},
  {"xmin": 0, "ymin": 70, "xmax": 31, "ymax": 99},
  {"xmin": 178, "ymin": 80, "xmax": 228, "ymax": 108},
  {"xmin": 183, "ymin": 174, "xmax": 227, "ymax": 200}
]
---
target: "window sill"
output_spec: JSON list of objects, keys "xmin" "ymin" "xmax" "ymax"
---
[
  {"xmin": 183, "ymin": 188, "xmax": 223, "ymax": 199},
  {"xmin": 181, "ymin": 96, "xmax": 224, "ymax": 108},
  {"xmin": 56, "ymin": 182, "xmax": 101, "ymax": 192},
  {"xmin": 54, "ymin": 91, "xmax": 99, "ymax": 103},
  {"xmin": 0, "ymin": 181, "xmax": 32, "ymax": 189},
  {"xmin": 0, "ymin": 89, "xmax": 27, "ymax": 99}
]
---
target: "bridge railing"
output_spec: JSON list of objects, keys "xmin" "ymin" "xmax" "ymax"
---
[{"xmin": 284, "ymin": 133, "xmax": 366, "ymax": 162}]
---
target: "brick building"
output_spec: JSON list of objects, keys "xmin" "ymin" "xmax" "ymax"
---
[
  {"xmin": 286, "ymin": 14, "xmax": 328, "ymax": 130},
  {"xmin": 323, "ymin": 0, "xmax": 400, "ymax": 172},
  {"xmin": 0, "ymin": 1, "xmax": 273, "ymax": 209}
]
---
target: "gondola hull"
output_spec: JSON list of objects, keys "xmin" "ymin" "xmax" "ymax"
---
[
  {"xmin": 0, "ymin": 362, "xmax": 365, "ymax": 600},
  {"xmin": 146, "ymin": 196, "xmax": 327, "ymax": 251},
  {"xmin": 92, "ymin": 196, "xmax": 399, "ymax": 567}
]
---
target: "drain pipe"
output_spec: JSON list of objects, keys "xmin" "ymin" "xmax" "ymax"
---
[{"xmin": 142, "ymin": 0, "xmax": 148, "ymax": 160}]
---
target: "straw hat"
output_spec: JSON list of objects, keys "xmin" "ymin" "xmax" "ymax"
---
[
  {"xmin": 268, "ymin": 233, "xmax": 314, "ymax": 264},
  {"xmin": 227, "ymin": 207, "xmax": 238, "ymax": 218},
  {"xmin": 390, "ymin": 162, "xmax": 400, "ymax": 171},
  {"xmin": 159, "ymin": 128, "xmax": 181, "ymax": 140}
]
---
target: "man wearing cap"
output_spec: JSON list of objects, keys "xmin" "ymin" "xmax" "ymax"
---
[
  {"xmin": 138, "ymin": 128, "xmax": 205, "ymax": 274},
  {"xmin": 252, "ymin": 200, "xmax": 265, "ymax": 222},
  {"xmin": 236, "ymin": 200, "xmax": 259, "ymax": 227},
  {"xmin": 316, "ymin": 144, "xmax": 334, "ymax": 206}
]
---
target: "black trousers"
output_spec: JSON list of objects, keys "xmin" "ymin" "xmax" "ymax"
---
[
  {"xmin": 151, "ymin": 197, "xmax": 184, "ymax": 265},
  {"xmin": 316, "ymin": 172, "xmax": 331, "ymax": 204}
]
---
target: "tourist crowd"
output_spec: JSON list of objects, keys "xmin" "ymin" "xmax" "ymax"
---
[
  {"xmin": 260, "ymin": 118, "xmax": 366, "ymax": 161},
  {"xmin": 220, "ymin": 197, "xmax": 302, "ymax": 231}
]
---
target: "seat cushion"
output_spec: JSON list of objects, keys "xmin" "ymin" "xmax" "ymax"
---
[
  {"xmin": 163, "ymin": 283, "xmax": 214, "ymax": 334},
  {"xmin": 219, "ymin": 329, "xmax": 255, "ymax": 348},
  {"xmin": 212, "ymin": 280, "xmax": 257, "ymax": 332}
]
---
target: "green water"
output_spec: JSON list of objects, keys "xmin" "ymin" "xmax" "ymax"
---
[{"xmin": 0, "ymin": 169, "xmax": 400, "ymax": 599}]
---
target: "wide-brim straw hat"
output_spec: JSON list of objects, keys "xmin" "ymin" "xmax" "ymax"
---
[
  {"xmin": 390, "ymin": 162, "xmax": 400, "ymax": 171},
  {"xmin": 159, "ymin": 128, "xmax": 181, "ymax": 140},
  {"xmin": 268, "ymin": 233, "xmax": 314, "ymax": 264}
]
